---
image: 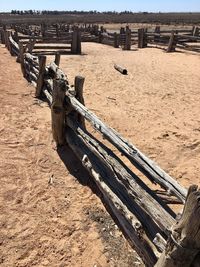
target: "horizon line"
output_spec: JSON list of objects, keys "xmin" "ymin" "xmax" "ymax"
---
[{"xmin": 1, "ymin": 10, "xmax": 200, "ymax": 13}]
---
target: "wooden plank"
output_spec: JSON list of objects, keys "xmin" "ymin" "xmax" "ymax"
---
[
  {"xmin": 8, "ymin": 35, "xmax": 19, "ymax": 52},
  {"xmin": 24, "ymin": 53, "xmax": 39, "ymax": 66},
  {"xmin": 67, "ymin": 117, "xmax": 176, "ymax": 233},
  {"xmin": 24, "ymin": 61, "xmax": 39, "ymax": 76},
  {"xmin": 65, "ymin": 126, "xmax": 158, "ymax": 267},
  {"xmin": 65, "ymin": 93, "xmax": 187, "ymax": 202},
  {"xmin": 34, "ymin": 44, "xmax": 71, "ymax": 50},
  {"xmin": 43, "ymin": 88, "xmax": 52, "ymax": 104},
  {"xmin": 176, "ymin": 34, "xmax": 200, "ymax": 41}
]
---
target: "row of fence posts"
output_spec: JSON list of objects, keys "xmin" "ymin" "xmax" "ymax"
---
[
  {"xmin": 0, "ymin": 25, "xmax": 82, "ymax": 55},
  {"xmin": 138, "ymin": 25, "xmax": 200, "ymax": 51},
  {"xmin": 98, "ymin": 26, "xmax": 131, "ymax": 50},
  {"xmin": 138, "ymin": 28, "xmax": 177, "ymax": 52},
  {"xmin": 1, "ymin": 23, "xmax": 199, "ymax": 53}
]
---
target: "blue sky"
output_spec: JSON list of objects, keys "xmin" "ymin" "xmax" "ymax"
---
[{"xmin": 0, "ymin": 0, "xmax": 200, "ymax": 12}]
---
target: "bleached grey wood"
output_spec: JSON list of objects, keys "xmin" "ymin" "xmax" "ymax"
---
[
  {"xmin": 156, "ymin": 185, "xmax": 200, "ymax": 267},
  {"xmin": 65, "ymin": 127, "xmax": 158, "ymax": 267},
  {"xmin": 67, "ymin": 117, "xmax": 175, "ymax": 234},
  {"xmin": 65, "ymin": 92, "xmax": 187, "ymax": 202}
]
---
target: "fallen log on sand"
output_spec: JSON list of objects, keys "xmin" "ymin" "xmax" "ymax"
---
[{"xmin": 114, "ymin": 64, "xmax": 128, "ymax": 75}]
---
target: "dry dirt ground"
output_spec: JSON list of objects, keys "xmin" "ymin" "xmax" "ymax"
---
[{"xmin": 0, "ymin": 41, "xmax": 200, "ymax": 267}]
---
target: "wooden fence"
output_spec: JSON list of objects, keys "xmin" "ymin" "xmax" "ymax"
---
[
  {"xmin": 138, "ymin": 26, "xmax": 200, "ymax": 53},
  {"xmin": 1, "ymin": 30, "xmax": 200, "ymax": 266},
  {"xmin": 80, "ymin": 24, "xmax": 200, "ymax": 53},
  {"xmin": 1, "ymin": 23, "xmax": 200, "ymax": 54},
  {"xmin": 1, "ymin": 27, "xmax": 82, "ymax": 56}
]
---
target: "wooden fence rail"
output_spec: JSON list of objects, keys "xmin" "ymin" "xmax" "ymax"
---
[
  {"xmin": 137, "ymin": 27, "xmax": 200, "ymax": 53},
  {"xmin": 41, "ymin": 61, "xmax": 200, "ymax": 267},
  {"xmin": 0, "ymin": 28, "xmax": 82, "ymax": 55},
  {"xmin": 1, "ymin": 23, "xmax": 200, "ymax": 54}
]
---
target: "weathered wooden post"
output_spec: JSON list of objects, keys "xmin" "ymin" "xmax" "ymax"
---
[
  {"xmin": 56, "ymin": 23, "xmax": 60, "ymax": 37},
  {"xmin": 4, "ymin": 30, "xmax": 9, "ymax": 49},
  {"xmin": 94, "ymin": 25, "xmax": 99, "ymax": 36},
  {"xmin": 55, "ymin": 53, "xmax": 61, "ymax": 66},
  {"xmin": 138, "ymin": 28, "xmax": 147, "ymax": 48},
  {"xmin": 167, "ymin": 31, "xmax": 177, "ymax": 52},
  {"xmin": 155, "ymin": 26, "xmax": 160, "ymax": 33},
  {"xmin": 71, "ymin": 30, "xmax": 81, "ymax": 54},
  {"xmin": 35, "ymin": 55, "xmax": 47, "ymax": 97},
  {"xmin": 26, "ymin": 39, "xmax": 36, "ymax": 53},
  {"xmin": 1, "ymin": 28, "xmax": 5, "ymax": 44},
  {"xmin": 71, "ymin": 30, "xmax": 78, "ymax": 54},
  {"xmin": 41, "ymin": 23, "xmax": 46, "ymax": 37},
  {"xmin": 120, "ymin": 27, "xmax": 126, "ymax": 49},
  {"xmin": 77, "ymin": 29, "xmax": 82, "ymax": 54},
  {"xmin": 2, "ymin": 25, "xmax": 6, "ymax": 45},
  {"xmin": 17, "ymin": 41, "xmax": 25, "ymax": 66},
  {"xmin": 7, "ymin": 31, "xmax": 14, "ymax": 56},
  {"xmin": 98, "ymin": 32, "xmax": 103, "ymax": 43},
  {"xmin": 154, "ymin": 26, "xmax": 160, "ymax": 42},
  {"xmin": 124, "ymin": 28, "xmax": 131, "ymax": 50},
  {"xmin": 100, "ymin": 26, "xmax": 104, "ymax": 33},
  {"xmin": 155, "ymin": 185, "xmax": 200, "ymax": 267},
  {"xmin": 13, "ymin": 30, "xmax": 19, "ymax": 43},
  {"xmin": 51, "ymin": 77, "xmax": 68, "ymax": 146},
  {"xmin": 74, "ymin": 76, "xmax": 86, "ymax": 129},
  {"xmin": 120, "ymin": 27, "xmax": 125, "ymax": 34},
  {"xmin": 114, "ymin": 32, "xmax": 119, "ymax": 48}
]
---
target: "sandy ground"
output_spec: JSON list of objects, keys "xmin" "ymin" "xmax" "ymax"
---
[{"xmin": 0, "ymin": 41, "xmax": 200, "ymax": 267}]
